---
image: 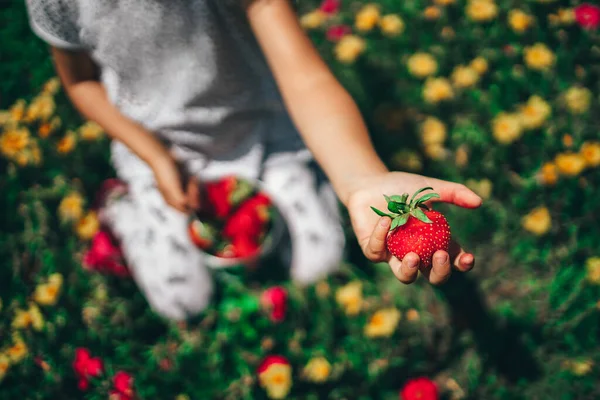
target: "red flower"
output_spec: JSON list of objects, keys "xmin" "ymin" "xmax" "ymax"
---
[
  {"xmin": 110, "ymin": 371, "xmax": 134, "ymax": 400},
  {"xmin": 400, "ymin": 377, "xmax": 439, "ymax": 400},
  {"xmin": 204, "ymin": 176, "xmax": 238, "ymax": 218},
  {"xmin": 575, "ymin": 4, "xmax": 600, "ymax": 30},
  {"xmin": 73, "ymin": 348, "xmax": 104, "ymax": 391},
  {"xmin": 257, "ymin": 355, "xmax": 290, "ymax": 374},
  {"xmin": 326, "ymin": 25, "xmax": 352, "ymax": 42},
  {"xmin": 320, "ymin": 0, "xmax": 341, "ymax": 15},
  {"xmin": 83, "ymin": 230, "xmax": 129, "ymax": 277},
  {"xmin": 93, "ymin": 178, "xmax": 129, "ymax": 210},
  {"xmin": 261, "ymin": 286, "xmax": 288, "ymax": 322}
]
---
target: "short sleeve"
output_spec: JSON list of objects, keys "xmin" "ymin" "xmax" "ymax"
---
[{"xmin": 25, "ymin": 0, "xmax": 84, "ymax": 50}]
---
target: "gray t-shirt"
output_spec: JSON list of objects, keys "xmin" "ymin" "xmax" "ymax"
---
[{"xmin": 26, "ymin": 0, "xmax": 306, "ymax": 179}]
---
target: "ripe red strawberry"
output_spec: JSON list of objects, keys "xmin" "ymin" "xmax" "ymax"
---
[
  {"xmin": 203, "ymin": 176, "xmax": 254, "ymax": 219},
  {"xmin": 371, "ymin": 187, "xmax": 451, "ymax": 267},
  {"xmin": 223, "ymin": 193, "xmax": 272, "ymax": 239}
]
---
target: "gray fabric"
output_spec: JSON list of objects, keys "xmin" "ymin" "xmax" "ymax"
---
[{"xmin": 26, "ymin": 0, "xmax": 306, "ymax": 178}]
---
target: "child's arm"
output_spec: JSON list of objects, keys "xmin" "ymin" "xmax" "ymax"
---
[
  {"xmin": 247, "ymin": 0, "xmax": 482, "ymax": 284},
  {"xmin": 51, "ymin": 48, "xmax": 200, "ymax": 211}
]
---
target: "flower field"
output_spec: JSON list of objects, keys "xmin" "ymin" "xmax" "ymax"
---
[{"xmin": 1, "ymin": 0, "xmax": 600, "ymax": 399}]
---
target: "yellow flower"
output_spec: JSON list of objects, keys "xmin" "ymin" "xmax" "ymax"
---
[
  {"xmin": 335, "ymin": 281, "xmax": 363, "ymax": 315},
  {"xmin": 524, "ymin": 43, "xmax": 555, "ymax": 71},
  {"xmin": 7, "ymin": 335, "xmax": 28, "ymax": 363},
  {"xmin": 470, "ymin": 57, "xmax": 489, "ymax": 75},
  {"xmin": 466, "ymin": 0, "xmax": 498, "ymax": 22},
  {"xmin": 492, "ymin": 113, "xmax": 523, "ymax": 144},
  {"xmin": 9, "ymin": 100, "xmax": 26, "ymax": 122},
  {"xmin": 364, "ymin": 308, "xmax": 401, "ymax": 338},
  {"xmin": 79, "ymin": 121, "xmax": 104, "ymax": 140},
  {"xmin": 355, "ymin": 4, "xmax": 380, "ymax": 32},
  {"xmin": 423, "ymin": 6, "xmax": 442, "ymax": 20},
  {"xmin": 555, "ymin": 153, "xmax": 587, "ymax": 176},
  {"xmin": 557, "ymin": 8, "xmax": 575, "ymax": 24},
  {"xmin": 76, "ymin": 211, "xmax": 100, "ymax": 240},
  {"xmin": 564, "ymin": 86, "xmax": 592, "ymax": 114},
  {"xmin": 424, "ymin": 143, "xmax": 448, "ymax": 160},
  {"xmin": 562, "ymin": 134, "xmax": 574, "ymax": 148},
  {"xmin": 42, "ymin": 77, "xmax": 61, "ymax": 95},
  {"xmin": 585, "ymin": 257, "xmax": 600, "ymax": 285},
  {"xmin": 0, "ymin": 354, "xmax": 10, "ymax": 381},
  {"xmin": 57, "ymin": 131, "xmax": 77, "ymax": 154},
  {"xmin": 391, "ymin": 150, "xmax": 423, "ymax": 172},
  {"xmin": 0, "ymin": 128, "xmax": 30, "ymax": 157},
  {"xmin": 303, "ymin": 357, "xmax": 331, "ymax": 383},
  {"xmin": 379, "ymin": 14, "xmax": 405, "ymax": 37},
  {"xmin": 562, "ymin": 359, "xmax": 594, "ymax": 376},
  {"xmin": 38, "ymin": 116, "xmax": 61, "ymax": 139},
  {"xmin": 441, "ymin": 26, "xmax": 456, "ymax": 40},
  {"xmin": 423, "ymin": 78, "xmax": 454, "ymax": 104},
  {"xmin": 259, "ymin": 362, "xmax": 292, "ymax": 399},
  {"xmin": 406, "ymin": 309, "xmax": 420, "ymax": 321},
  {"xmin": 580, "ymin": 141, "xmax": 600, "ymax": 168},
  {"xmin": 521, "ymin": 206, "xmax": 551, "ymax": 236},
  {"xmin": 519, "ymin": 95, "xmax": 551, "ymax": 130},
  {"xmin": 0, "ymin": 111, "xmax": 11, "ymax": 126},
  {"xmin": 537, "ymin": 162, "xmax": 559, "ymax": 186},
  {"xmin": 420, "ymin": 117, "xmax": 447, "ymax": 145},
  {"xmin": 509, "ymin": 10, "xmax": 534, "ymax": 33},
  {"xmin": 12, "ymin": 304, "xmax": 44, "ymax": 331},
  {"xmin": 58, "ymin": 192, "xmax": 85, "ymax": 223},
  {"xmin": 334, "ymin": 35, "xmax": 366, "ymax": 64},
  {"xmin": 300, "ymin": 10, "xmax": 327, "ymax": 29},
  {"xmin": 435, "ymin": 0, "xmax": 455, "ymax": 5},
  {"xmin": 407, "ymin": 53, "xmax": 438, "ymax": 79},
  {"xmin": 25, "ymin": 94, "xmax": 55, "ymax": 122},
  {"xmin": 465, "ymin": 178, "xmax": 493, "ymax": 199},
  {"xmin": 33, "ymin": 273, "xmax": 64, "ymax": 306},
  {"xmin": 451, "ymin": 65, "xmax": 479, "ymax": 88}
]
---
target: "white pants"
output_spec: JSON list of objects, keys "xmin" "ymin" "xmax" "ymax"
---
[{"xmin": 100, "ymin": 150, "xmax": 345, "ymax": 321}]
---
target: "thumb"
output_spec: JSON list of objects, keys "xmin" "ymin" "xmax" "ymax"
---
[
  {"xmin": 162, "ymin": 180, "xmax": 189, "ymax": 212},
  {"xmin": 427, "ymin": 178, "xmax": 483, "ymax": 209}
]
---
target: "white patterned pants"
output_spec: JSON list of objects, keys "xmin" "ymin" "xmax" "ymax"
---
[{"xmin": 101, "ymin": 147, "xmax": 345, "ymax": 321}]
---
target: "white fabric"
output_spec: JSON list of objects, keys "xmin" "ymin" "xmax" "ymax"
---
[
  {"xmin": 25, "ymin": 0, "xmax": 307, "ymax": 177},
  {"xmin": 100, "ymin": 156, "xmax": 345, "ymax": 321}
]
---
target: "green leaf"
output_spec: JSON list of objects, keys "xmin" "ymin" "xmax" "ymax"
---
[
  {"xmin": 388, "ymin": 202, "xmax": 402, "ymax": 213},
  {"xmin": 411, "ymin": 208, "xmax": 432, "ymax": 224},
  {"xmin": 400, "ymin": 194, "xmax": 409, "ymax": 203},
  {"xmin": 371, "ymin": 206, "xmax": 393, "ymax": 218},
  {"xmin": 391, "ymin": 213, "xmax": 409, "ymax": 230},
  {"xmin": 389, "ymin": 195, "xmax": 406, "ymax": 203},
  {"xmin": 383, "ymin": 194, "xmax": 392, "ymax": 203},
  {"xmin": 409, "ymin": 187, "xmax": 434, "ymax": 206},
  {"xmin": 416, "ymin": 193, "xmax": 441, "ymax": 204}
]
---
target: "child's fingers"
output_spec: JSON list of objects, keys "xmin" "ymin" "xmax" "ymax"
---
[
  {"xmin": 424, "ymin": 178, "xmax": 483, "ymax": 209},
  {"xmin": 363, "ymin": 217, "xmax": 390, "ymax": 262},
  {"xmin": 427, "ymin": 250, "xmax": 452, "ymax": 285},
  {"xmin": 390, "ymin": 253, "xmax": 419, "ymax": 284},
  {"xmin": 186, "ymin": 177, "xmax": 201, "ymax": 211},
  {"xmin": 449, "ymin": 240, "xmax": 475, "ymax": 272}
]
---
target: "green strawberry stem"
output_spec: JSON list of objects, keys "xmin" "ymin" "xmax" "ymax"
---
[{"xmin": 371, "ymin": 187, "xmax": 441, "ymax": 230}]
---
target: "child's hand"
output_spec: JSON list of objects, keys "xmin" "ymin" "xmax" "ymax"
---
[
  {"xmin": 346, "ymin": 171, "xmax": 483, "ymax": 285},
  {"xmin": 150, "ymin": 154, "xmax": 201, "ymax": 213}
]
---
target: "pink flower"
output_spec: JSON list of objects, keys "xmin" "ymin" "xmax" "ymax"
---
[
  {"xmin": 261, "ymin": 286, "xmax": 288, "ymax": 322},
  {"xmin": 110, "ymin": 371, "xmax": 134, "ymax": 400},
  {"xmin": 575, "ymin": 4, "xmax": 600, "ymax": 29},
  {"xmin": 320, "ymin": 0, "xmax": 341, "ymax": 15},
  {"xmin": 400, "ymin": 377, "xmax": 439, "ymax": 400},
  {"xmin": 326, "ymin": 25, "xmax": 352, "ymax": 42},
  {"xmin": 83, "ymin": 230, "xmax": 129, "ymax": 277},
  {"xmin": 72, "ymin": 348, "xmax": 104, "ymax": 391}
]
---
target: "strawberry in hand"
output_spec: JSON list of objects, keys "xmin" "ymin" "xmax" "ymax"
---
[
  {"xmin": 371, "ymin": 187, "xmax": 451, "ymax": 268},
  {"xmin": 345, "ymin": 171, "xmax": 482, "ymax": 285}
]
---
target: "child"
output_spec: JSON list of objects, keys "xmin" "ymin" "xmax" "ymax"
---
[{"xmin": 26, "ymin": 0, "xmax": 482, "ymax": 320}]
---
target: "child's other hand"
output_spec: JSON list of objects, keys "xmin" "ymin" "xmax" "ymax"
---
[
  {"xmin": 346, "ymin": 171, "xmax": 482, "ymax": 285},
  {"xmin": 150, "ymin": 154, "xmax": 201, "ymax": 213}
]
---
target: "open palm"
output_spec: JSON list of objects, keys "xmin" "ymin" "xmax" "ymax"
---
[{"xmin": 346, "ymin": 171, "xmax": 483, "ymax": 285}]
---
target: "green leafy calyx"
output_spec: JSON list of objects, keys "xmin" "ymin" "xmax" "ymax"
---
[{"xmin": 370, "ymin": 187, "xmax": 440, "ymax": 230}]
